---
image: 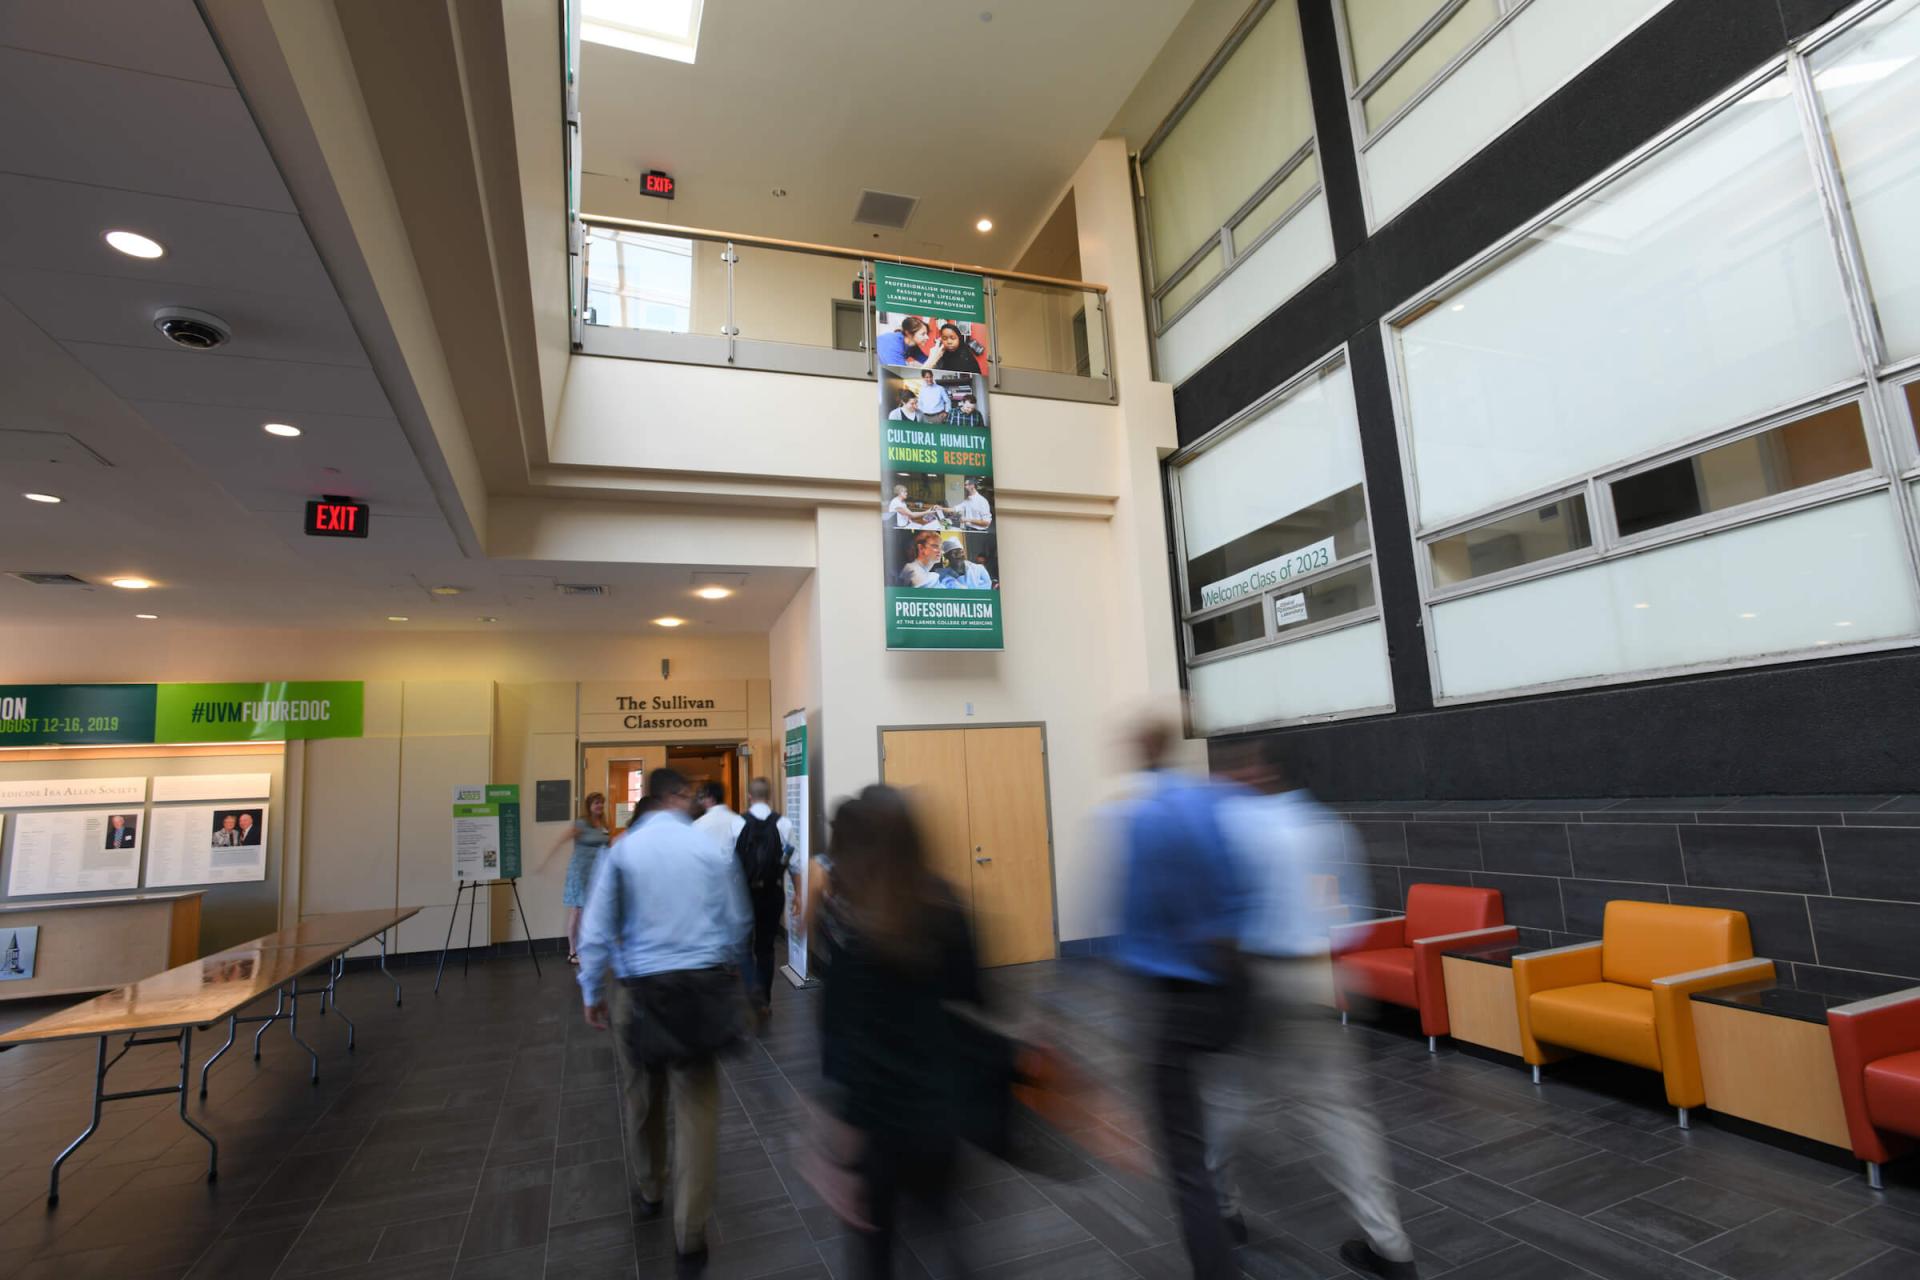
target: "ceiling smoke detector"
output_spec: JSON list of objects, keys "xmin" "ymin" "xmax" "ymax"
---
[
  {"xmin": 153, "ymin": 306, "xmax": 231, "ymax": 350},
  {"xmin": 852, "ymin": 189, "xmax": 919, "ymax": 230}
]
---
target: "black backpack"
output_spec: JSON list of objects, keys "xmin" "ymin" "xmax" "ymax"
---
[{"xmin": 735, "ymin": 812, "xmax": 786, "ymax": 889}]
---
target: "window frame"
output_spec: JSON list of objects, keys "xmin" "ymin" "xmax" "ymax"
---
[
  {"xmin": 1136, "ymin": 0, "xmax": 1326, "ymax": 338},
  {"xmin": 1377, "ymin": 7, "xmax": 1920, "ymax": 705},
  {"xmin": 1167, "ymin": 348, "xmax": 1390, "ymax": 716}
]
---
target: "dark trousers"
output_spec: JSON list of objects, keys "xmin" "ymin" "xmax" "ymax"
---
[
  {"xmin": 857, "ymin": 1133, "xmax": 959, "ymax": 1279},
  {"xmin": 1146, "ymin": 978, "xmax": 1239, "ymax": 1280},
  {"xmin": 745, "ymin": 883, "xmax": 785, "ymax": 1009}
]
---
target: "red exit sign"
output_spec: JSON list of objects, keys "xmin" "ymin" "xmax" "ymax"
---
[
  {"xmin": 641, "ymin": 169, "xmax": 675, "ymax": 199},
  {"xmin": 305, "ymin": 497, "xmax": 370, "ymax": 539}
]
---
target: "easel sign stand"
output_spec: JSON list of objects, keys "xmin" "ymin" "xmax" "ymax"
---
[
  {"xmin": 436, "ymin": 782, "xmax": 539, "ymax": 993},
  {"xmin": 433, "ymin": 878, "xmax": 541, "ymax": 993}
]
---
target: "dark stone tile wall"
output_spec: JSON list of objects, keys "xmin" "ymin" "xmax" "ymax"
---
[{"xmin": 1326, "ymin": 796, "xmax": 1920, "ymax": 997}]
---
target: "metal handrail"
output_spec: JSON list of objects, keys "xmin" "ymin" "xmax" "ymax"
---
[{"xmin": 580, "ymin": 212, "xmax": 1108, "ymax": 295}]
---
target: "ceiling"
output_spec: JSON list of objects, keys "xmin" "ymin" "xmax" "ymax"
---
[
  {"xmin": 0, "ymin": 0, "xmax": 796, "ymax": 636},
  {"xmin": 579, "ymin": 0, "xmax": 1198, "ymax": 265}
]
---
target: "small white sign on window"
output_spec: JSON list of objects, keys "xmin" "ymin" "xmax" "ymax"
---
[{"xmin": 1273, "ymin": 592, "xmax": 1309, "ymax": 629}]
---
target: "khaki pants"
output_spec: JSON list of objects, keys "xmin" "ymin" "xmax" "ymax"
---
[{"xmin": 612, "ymin": 981, "xmax": 720, "ymax": 1254}]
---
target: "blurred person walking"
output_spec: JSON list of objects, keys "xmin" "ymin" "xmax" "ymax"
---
[
  {"xmin": 1114, "ymin": 717, "xmax": 1250, "ymax": 1279},
  {"xmin": 816, "ymin": 785, "xmax": 984, "ymax": 1278},
  {"xmin": 577, "ymin": 768, "xmax": 751, "ymax": 1278},
  {"xmin": 1213, "ymin": 738, "xmax": 1417, "ymax": 1279},
  {"xmin": 540, "ymin": 790, "xmax": 610, "ymax": 965},
  {"xmin": 734, "ymin": 778, "xmax": 795, "ymax": 1020}
]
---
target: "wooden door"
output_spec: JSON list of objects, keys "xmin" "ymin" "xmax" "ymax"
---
[
  {"xmin": 962, "ymin": 727, "xmax": 1055, "ymax": 967},
  {"xmin": 880, "ymin": 729, "xmax": 977, "ymax": 895},
  {"xmin": 880, "ymin": 726, "xmax": 1055, "ymax": 967}
]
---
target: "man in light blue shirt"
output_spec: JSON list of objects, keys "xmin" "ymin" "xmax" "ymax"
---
[
  {"xmin": 916, "ymin": 370, "xmax": 951, "ymax": 422},
  {"xmin": 579, "ymin": 767, "xmax": 749, "ymax": 1276},
  {"xmin": 1209, "ymin": 740, "xmax": 1415, "ymax": 1280}
]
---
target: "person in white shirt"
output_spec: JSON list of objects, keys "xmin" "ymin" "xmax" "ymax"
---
[
  {"xmin": 1208, "ymin": 738, "xmax": 1415, "ymax": 1279},
  {"xmin": 953, "ymin": 478, "xmax": 992, "ymax": 530},
  {"xmin": 916, "ymin": 371, "xmax": 950, "ymax": 423},
  {"xmin": 731, "ymin": 778, "xmax": 796, "ymax": 1018},
  {"xmin": 689, "ymin": 782, "xmax": 739, "ymax": 855},
  {"xmin": 885, "ymin": 483, "xmax": 941, "ymax": 530},
  {"xmin": 896, "ymin": 530, "xmax": 943, "ymax": 588}
]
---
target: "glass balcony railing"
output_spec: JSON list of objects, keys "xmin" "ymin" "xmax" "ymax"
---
[{"xmin": 578, "ymin": 217, "xmax": 1116, "ymax": 404}]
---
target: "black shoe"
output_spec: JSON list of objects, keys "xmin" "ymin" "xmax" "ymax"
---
[
  {"xmin": 634, "ymin": 1190, "xmax": 663, "ymax": 1218},
  {"xmin": 1224, "ymin": 1211, "xmax": 1249, "ymax": 1245},
  {"xmin": 1339, "ymin": 1239, "xmax": 1417, "ymax": 1278},
  {"xmin": 675, "ymin": 1247, "xmax": 709, "ymax": 1277}
]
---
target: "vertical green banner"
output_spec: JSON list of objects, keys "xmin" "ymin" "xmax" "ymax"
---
[
  {"xmin": 874, "ymin": 262, "xmax": 1004, "ymax": 651},
  {"xmin": 490, "ymin": 784, "xmax": 522, "ymax": 879},
  {"xmin": 781, "ymin": 712, "xmax": 813, "ymax": 983}
]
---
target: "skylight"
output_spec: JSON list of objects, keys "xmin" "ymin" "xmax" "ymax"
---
[{"xmin": 581, "ymin": 0, "xmax": 705, "ymax": 64}]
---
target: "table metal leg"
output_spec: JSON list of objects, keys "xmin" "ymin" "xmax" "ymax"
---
[
  {"xmin": 253, "ymin": 988, "xmax": 286, "ymax": 1060},
  {"xmin": 286, "ymin": 980, "xmax": 320, "ymax": 1084},
  {"xmin": 176, "ymin": 1026, "xmax": 217, "ymax": 1182},
  {"xmin": 200, "ymin": 1013, "xmax": 239, "ymax": 1098},
  {"xmin": 510, "ymin": 878, "xmax": 542, "ymax": 979},
  {"xmin": 380, "ymin": 930, "xmax": 402, "ymax": 1007},
  {"xmin": 434, "ymin": 883, "xmax": 464, "ymax": 995},
  {"xmin": 330, "ymin": 963, "xmax": 356, "ymax": 1052},
  {"xmin": 48, "ymin": 1036, "xmax": 108, "ymax": 1205}
]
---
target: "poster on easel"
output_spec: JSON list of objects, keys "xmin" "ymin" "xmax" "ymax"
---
[
  {"xmin": 452, "ymin": 784, "xmax": 521, "ymax": 881},
  {"xmin": 780, "ymin": 710, "xmax": 813, "ymax": 985}
]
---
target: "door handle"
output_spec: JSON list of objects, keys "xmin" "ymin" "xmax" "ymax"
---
[{"xmin": 975, "ymin": 856, "xmax": 992, "ymax": 864}]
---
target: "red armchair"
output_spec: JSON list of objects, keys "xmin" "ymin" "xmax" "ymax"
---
[
  {"xmin": 1828, "ymin": 986, "xmax": 1920, "ymax": 1187},
  {"xmin": 1330, "ymin": 883, "xmax": 1516, "ymax": 1052}
]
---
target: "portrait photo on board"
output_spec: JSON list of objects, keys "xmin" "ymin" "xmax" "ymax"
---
[
  {"xmin": 879, "ymin": 366, "xmax": 988, "ymax": 428},
  {"xmin": 210, "ymin": 807, "xmax": 265, "ymax": 848},
  {"xmin": 103, "ymin": 813, "xmax": 139, "ymax": 850}
]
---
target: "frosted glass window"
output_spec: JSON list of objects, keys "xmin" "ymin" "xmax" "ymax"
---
[
  {"xmin": 1160, "ymin": 245, "xmax": 1222, "ymax": 321},
  {"xmin": 1343, "ymin": 0, "xmax": 1454, "ymax": 83},
  {"xmin": 1142, "ymin": 2, "xmax": 1315, "ymax": 284},
  {"xmin": 1812, "ymin": 0, "xmax": 1920, "ymax": 361},
  {"xmin": 1175, "ymin": 360, "xmax": 1364, "ymax": 558},
  {"xmin": 1430, "ymin": 494, "xmax": 1919, "ymax": 697},
  {"xmin": 1611, "ymin": 402, "xmax": 1873, "ymax": 538},
  {"xmin": 1396, "ymin": 78, "xmax": 1861, "ymax": 528},
  {"xmin": 1189, "ymin": 620, "xmax": 1394, "ymax": 731},
  {"xmin": 1235, "ymin": 154, "xmax": 1321, "ymax": 249},
  {"xmin": 1363, "ymin": 0, "xmax": 1501, "ymax": 130},
  {"xmin": 1430, "ymin": 493, "xmax": 1592, "ymax": 587}
]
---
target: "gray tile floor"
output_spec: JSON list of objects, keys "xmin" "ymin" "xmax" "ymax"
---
[{"xmin": 2, "ymin": 953, "xmax": 1918, "ymax": 1279}]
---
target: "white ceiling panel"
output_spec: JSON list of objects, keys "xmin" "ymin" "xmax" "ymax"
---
[
  {"xmin": 0, "ymin": 0, "xmax": 233, "ymax": 87},
  {"xmin": 0, "ymin": 47, "xmax": 294, "ymax": 212},
  {"xmin": 63, "ymin": 342, "xmax": 393, "ymax": 417},
  {"xmin": 128, "ymin": 401, "xmax": 440, "ymax": 518},
  {"xmin": 0, "ymin": 175, "xmax": 335, "ymax": 297},
  {"xmin": 3, "ymin": 267, "xmax": 369, "ymax": 368}
]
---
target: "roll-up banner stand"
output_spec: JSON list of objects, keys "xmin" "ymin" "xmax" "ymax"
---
[
  {"xmin": 874, "ymin": 263, "xmax": 1002, "ymax": 650},
  {"xmin": 779, "ymin": 710, "xmax": 814, "ymax": 987}
]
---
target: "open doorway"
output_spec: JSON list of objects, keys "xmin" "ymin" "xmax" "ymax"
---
[{"xmin": 580, "ymin": 740, "xmax": 744, "ymax": 835}]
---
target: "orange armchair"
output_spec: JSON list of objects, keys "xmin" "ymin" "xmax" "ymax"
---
[
  {"xmin": 1330, "ymin": 883, "xmax": 1515, "ymax": 1052},
  {"xmin": 1827, "ymin": 986, "xmax": 1920, "ymax": 1188},
  {"xmin": 1511, "ymin": 901, "xmax": 1773, "ymax": 1126}
]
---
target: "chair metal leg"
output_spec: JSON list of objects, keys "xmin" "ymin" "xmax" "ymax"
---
[
  {"xmin": 1340, "ymin": 1011, "xmax": 1348, "ymax": 1026},
  {"xmin": 200, "ymin": 1013, "xmax": 238, "ymax": 1097},
  {"xmin": 1868, "ymin": 1161, "xmax": 1884, "ymax": 1190},
  {"xmin": 1531, "ymin": 1065, "xmax": 1542, "ymax": 1085},
  {"xmin": 1677, "ymin": 1107, "xmax": 1691, "ymax": 1130},
  {"xmin": 1428, "ymin": 1035, "xmax": 1438, "ymax": 1054}
]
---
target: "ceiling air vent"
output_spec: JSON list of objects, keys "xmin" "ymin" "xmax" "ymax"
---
[
  {"xmin": 8, "ymin": 572, "xmax": 92, "ymax": 587},
  {"xmin": 556, "ymin": 582, "xmax": 608, "ymax": 598},
  {"xmin": 853, "ymin": 189, "xmax": 918, "ymax": 230}
]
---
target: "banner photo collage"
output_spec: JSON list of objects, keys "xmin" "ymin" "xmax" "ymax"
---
[{"xmin": 874, "ymin": 262, "xmax": 1003, "ymax": 650}]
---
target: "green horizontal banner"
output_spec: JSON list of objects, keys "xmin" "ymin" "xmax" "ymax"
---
[
  {"xmin": 0, "ymin": 682, "xmax": 367, "ymax": 747},
  {"xmin": 884, "ymin": 587, "xmax": 1003, "ymax": 649},
  {"xmin": 874, "ymin": 262, "xmax": 986, "ymax": 322}
]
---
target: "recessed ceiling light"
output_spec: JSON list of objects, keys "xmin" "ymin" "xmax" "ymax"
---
[
  {"xmin": 653, "ymin": 616, "xmax": 686, "ymax": 628},
  {"xmin": 135, "ymin": 613, "xmax": 158, "ymax": 620},
  {"xmin": 1835, "ymin": 620, "xmax": 1854, "ymax": 627},
  {"xmin": 694, "ymin": 586, "xmax": 733, "ymax": 600},
  {"xmin": 975, "ymin": 218, "xmax": 993, "ymax": 233},
  {"xmin": 111, "ymin": 577, "xmax": 154, "ymax": 590},
  {"xmin": 263, "ymin": 422, "xmax": 301, "ymax": 438},
  {"xmin": 1739, "ymin": 612, "xmax": 1758, "ymax": 619},
  {"xmin": 387, "ymin": 615, "xmax": 410, "ymax": 622},
  {"xmin": 1631, "ymin": 601, "xmax": 1650, "ymax": 609},
  {"xmin": 1449, "ymin": 302, "xmax": 1466, "ymax": 312},
  {"xmin": 104, "ymin": 229, "xmax": 164, "ymax": 259},
  {"xmin": 23, "ymin": 492, "xmax": 61, "ymax": 504},
  {"xmin": 430, "ymin": 586, "xmax": 465, "ymax": 596}
]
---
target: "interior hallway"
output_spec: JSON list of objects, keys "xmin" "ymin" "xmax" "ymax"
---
[{"xmin": 2, "ymin": 955, "xmax": 1918, "ymax": 1279}]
